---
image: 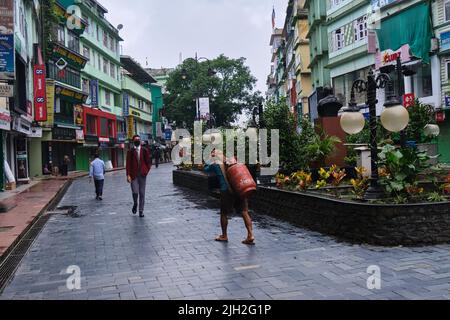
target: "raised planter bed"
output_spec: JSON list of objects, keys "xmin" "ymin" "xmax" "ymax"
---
[
  {"xmin": 173, "ymin": 169, "xmax": 219, "ymax": 196},
  {"xmin": 173, "ymin": 169, "xmax": 450, "ymax": 246},
  {"xmin": 250, "ymin": 186, "xmax": 450, "ymax": 246}
]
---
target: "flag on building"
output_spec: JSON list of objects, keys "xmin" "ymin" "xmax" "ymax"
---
[{"xmin": 272, "ymin": 7, "xmax": 276, "ymax": 29}]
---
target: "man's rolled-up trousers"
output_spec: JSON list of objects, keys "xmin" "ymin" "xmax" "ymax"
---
[{"xmin": 131, "ymin": 174, "xmax": 147, "ymax": 213}]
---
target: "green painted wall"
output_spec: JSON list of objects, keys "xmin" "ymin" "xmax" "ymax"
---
[
  {"xmin": 147, "ymin": 84, "xmax": 164, "ymax": 138},
  {"xmin": 29, "ymin": 139, "xmax": 43, "ymax": 178},
  {"xmin": 76, "ymin": 147, "xmax": 90, "ymax": 171}
]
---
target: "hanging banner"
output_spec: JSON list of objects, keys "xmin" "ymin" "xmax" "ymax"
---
[
  {"xmin": 199, "ymin": 97, "xmax": 210, "ymax": 120},
  {"xmin": 123, "ymin": 92, "xmax": 129, "ymax": 116},
  {"xmin": 0, "ymin": 0, "xmax": 15, "ymax": 80},
  {"xmin": 90, "ymin": 79, "xmax": 99, "ymax": 107},
  {"xmin": 127, "ymin": 115, "xmax": 135, "ymax": 140},
  {"xmin": 33, "ymin": 65, "xmax": 47, "ymax": 121},
  {"xmin": 74, "ymin": 104, "xmax": 83, "ymax": 126},
  {"xmin": 45, "ymin": 80, "xmax": 55, "ymax": 127},
  {"xmin": 403, "ymin": 93, "xmax": 415, "ymax": 108}
]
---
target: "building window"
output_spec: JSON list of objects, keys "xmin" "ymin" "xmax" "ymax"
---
[
  {"xmin": 103, "ymin": 31, "xmax": 108, "ymax": 48},
  {"xmin": 86, "ymin": 115, "xmax": 97, "ymax": 135},
  {"xmin": 82, "ymin": 78, "xmax": 90, "ymax": 95},
  {"xmin": 446, "ymin": 59, "xmax": 450, "ymax": 81},
  {"xmin": 98, "ymin": 55, "xmax": 102, "ymax": 71},
  {"xmin": 333, "ymin": 68, "xmax": 370, "ymax": 106},
  {"xmin": 332, "ymin": 28, "xmax": 343, "ymax": 51},
  {"xmin": 110, "ymin": 62, "xmax": 116, "ymax": 79},
  {"xmin": 105, "ymin": 90, "xmax": 111, "ymax": 105},
  {"xmin": 446, "ymin": 0, "xmax": 450, "ymax": 22},
  {"xmin": 83, "ymin": 46, "xmax": 90, "ymax": 61},
  {"xmin": 47, "ymin": 61, "xmax": 81, "ymax": 88},
  {"xmin": 97, "ymin": 25, "xmax": 101, "ymax": 41},
  {"xmin": 67, "ymin": 31, "xmax": 79, "ymax": 53},
  {"xmin": 100, "ymin": 118, "xmax": 108, "ymax": 137},
  {"xmin": 108, "ymin": 120, "xmax": 115, "ymax": 137},
  {"xmin": 56, "ymin": 25, "xmax": 65, "ymax": 45},
  {"xmin": 103, "ymin": 58, "xmax": 109, "ymax": 74},
  {"xmin": 412, "ymin": 63, "xmax": 433, "ymax": 98},
  {"xmin": 354, "ymin": 16, "xmax": 368, "ymax": 42}
]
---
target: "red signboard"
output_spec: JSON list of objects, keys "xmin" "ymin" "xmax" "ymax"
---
[
  {"xmin": 436, "ymin": 111, "xmax": 446, "ymax": 123},
  {"xmin": 403, "ymin": 93, "xmax": 415, "ymax": 108},
  {"xmin": 33, "ymin": 65, "xmax": 47, "ymax": 121}
]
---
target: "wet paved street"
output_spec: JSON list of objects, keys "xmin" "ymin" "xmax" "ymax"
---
[{"xmin": 2, "ymin": 164, "xmax": 450, "ymax": 300}]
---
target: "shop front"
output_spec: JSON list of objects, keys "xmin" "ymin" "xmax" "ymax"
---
[
  {"xmin": 78, "ymin": 106, "xmax": 118, "ymax": 170},
  {"xmin": 5, "ymin": 114, "xmax": 36, "ymax": 184}
]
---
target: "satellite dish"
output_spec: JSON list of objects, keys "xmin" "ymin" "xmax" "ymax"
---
[{"xmin": 117, "ymin": 24, "xmax": 123, "ymax": 31}]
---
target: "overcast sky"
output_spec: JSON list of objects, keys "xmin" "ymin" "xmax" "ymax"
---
[{"xmin": 104, "ymin": 0, "xmax": 288, "ymax": 94}]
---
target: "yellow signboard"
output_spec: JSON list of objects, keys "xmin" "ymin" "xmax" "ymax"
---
[
  {"xmin": 127, "ymin": 115, "xmax": 135, "ymax": 140},
  {"xmin": 45, "ymin": 80, "xmax": 55, "ymax": 127}
]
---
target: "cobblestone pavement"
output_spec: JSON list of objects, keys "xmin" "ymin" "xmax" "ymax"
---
[{"xmin": 2, "ymin": 164, "xmax": 450, "ymax": 300}]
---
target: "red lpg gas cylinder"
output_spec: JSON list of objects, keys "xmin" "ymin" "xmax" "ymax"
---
[{"xmin": 226, "ymin": 163, "xmax": 257, "ymax": 199}]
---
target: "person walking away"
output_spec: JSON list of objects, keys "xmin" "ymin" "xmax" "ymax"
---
[
  {"xmin": 126, "ymin": 135, "xmax": 152, "ymax": 218},
  {"xmin": 154, "ymin": 146, "xmax": 160, "ymax": 168},
  {"xmin": 204, "ymin": 150, "xmax": 255, "ymax": 245},
  {"xmin": 89, "ymin": 153, "xmax": 106, "ymax": 200},
  {"xmin": 61, "ymin": 155, "xmax": 70, "ymax": 176}
]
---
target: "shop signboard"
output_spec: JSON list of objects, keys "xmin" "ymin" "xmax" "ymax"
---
[
  {"xmin": 12, "ymin": 116, "xmax": 32, "ymax": 135},
  {"xmin": 445, "ymin": 95, "xmax": 450, "ymax": 108},
  {"xmin": 29, "ymin": 126, "xmax": 43, "ymax": 138},
  {"xmin": 45, "ymin": 80, "xmax": 55, "ymax": 127},
  {"xmin": 371, "ymin": 0, "xmax": 400, "ymax": 10},
  {"xmin": 33, "ymin": 65, "xmax": 47, "ymax": 121},
  {"xmin": 375, "ymin": 44, "xmax": 411, "ymax": 70},
  {"xmin": 51, "ymin": 43, "xmax": 87, "ymax": 69},
  {"xmin": 0, "ymin": 108, "xmax": 11, "ymax": 131},
  {"xmin": 0, "ymin": 0, "xmax": 15, "ymax": 80},
  {"xmin": 441, "ymin": 31, "xmax": 450, "ymax": 53},
  {"xmin": 75, "ymin": 129, "xmax": 84, "ymax": 143},
  {"xmin": 0, "ymin": 83, "xmax": 13, "ymax": 97}
]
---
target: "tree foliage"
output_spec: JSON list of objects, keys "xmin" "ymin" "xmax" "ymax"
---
[
  {"xmin": 42, "ymin": 0, "xmax": 58, "ymax": 60},
  {"xmin": 165, "ymin": 55, "xmax": 262, "ymax": 130}
]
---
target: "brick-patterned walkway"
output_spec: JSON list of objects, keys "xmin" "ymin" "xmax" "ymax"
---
[
  {"xmin": 0, "ymin": 179, "xmax": 67, "ymax": 258},
  {"xmin": 2, "ymin": 164, "xmax": 450, "ymax": 300}
]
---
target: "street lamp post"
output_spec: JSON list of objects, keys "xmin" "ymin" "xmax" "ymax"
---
[
  {"xmin": 340, "ymin": 69, "xmax": 410, "ymax": 200},
  {"xmin": 180, "ymin": 56, "xmax": 216, "ymax": 123}
]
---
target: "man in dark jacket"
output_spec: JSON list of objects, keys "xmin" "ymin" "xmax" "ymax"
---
[{"xmin": 126, "ymin": 135, "xmax": 152, "ymax": 218}]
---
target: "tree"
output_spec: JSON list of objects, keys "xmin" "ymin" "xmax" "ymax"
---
[
  {"xmin": 264, "ymin": 98, "xmax": 304, "ymax": 173},
  {"xmin": 165, "ymin": 55, "xmax": 262, "ymax": 130}
]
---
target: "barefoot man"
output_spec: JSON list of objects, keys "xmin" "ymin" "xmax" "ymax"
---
[{"xmin": 204, "ymin": 150, "xmax": 255, "ymax": 245}]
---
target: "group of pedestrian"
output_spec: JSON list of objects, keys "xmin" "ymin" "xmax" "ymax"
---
[{"xmin": 88, "ymin": 135, "xmax": 255, "ymax": 245}]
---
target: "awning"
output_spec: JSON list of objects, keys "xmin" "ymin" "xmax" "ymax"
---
[{"xmin": 376, "ymin": 2, "xmax": 432, "ymax": 64}]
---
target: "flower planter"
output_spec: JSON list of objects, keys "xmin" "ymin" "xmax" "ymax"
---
[
  {"xmin": 250, "ymin": 186, "xmax": 450, "ymax": 246},
  {"xmin": 173, "ymin": 169, "xmax": 450, "ymax": 246}
]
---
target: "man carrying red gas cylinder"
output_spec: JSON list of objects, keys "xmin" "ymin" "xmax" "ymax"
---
[{"xmin": 204, "ymin": 149, "xmax": 257, "ymax": 246}]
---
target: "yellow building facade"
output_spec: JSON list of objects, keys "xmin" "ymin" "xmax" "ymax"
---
[{"xmin": 294, "ymin": 0, "xmax": 312, "ymax": 117}]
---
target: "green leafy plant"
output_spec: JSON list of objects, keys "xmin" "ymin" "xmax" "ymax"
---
[
  {"xmin": 264, "ymin": 99, "xmax": 304, "ymax": 173},
  {"xmin": 307, "ymin": 128, "xmax": 341, "ymax": 168},
  {"xmin": 427, "ymin": 192, "xmax": 447, "ymax": 203},
  {"xmin": 378, "ymin": 145, "xmax": 431, "ymax": 200},
  {"xmin": 405, "ymin": 100, "xmax": 436, "ymax": 143}
]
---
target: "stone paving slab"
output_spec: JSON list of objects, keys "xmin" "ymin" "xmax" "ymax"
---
[{"xmin": 1, "ymin": 164, "xmax": 450, "ymax": 300}]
